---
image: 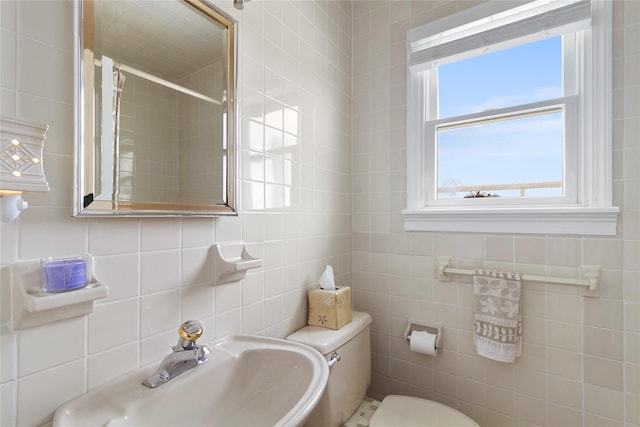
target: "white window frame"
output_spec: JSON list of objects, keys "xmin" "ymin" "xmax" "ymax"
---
[{"xmin": 403, "ymin": 0, "xmax": 619, "ymax": 236}]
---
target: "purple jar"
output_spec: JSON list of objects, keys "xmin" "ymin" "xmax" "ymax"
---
[{"xmin": 41, "ymin": 257, "xmax": 88, "ymax": 292}]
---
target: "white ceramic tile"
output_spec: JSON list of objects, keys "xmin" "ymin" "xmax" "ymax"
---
[
  {"xmin": 626, "ymin": 301, "xmax": 640, "ymax": 333},
  {"xmin": 88, "ymin": 342, "xmax": 138, "ymax": 390},
  {"xmin": 181, "ymin": 218, "xmax": 215, "ymax": 248},
  {"xmin": 180, "ymin": 284, "xmax": 214, "ymax": 322},
  {"xmin": 181, "ymin": 247, "xmax": 212, "ymax": 287},
  {"xmin": 140, "ymin": 250, "xmax": 181, "ymax": 294},
  {"xmin": 17, "ymin": 36, "xmax": 72, "ymax": 104},
  {"xmin": 242, "ymin": 301, "xmax": 264, "ymax": 335},
  {"xmin": 514, "ymin": 368, "xmax": 546, "ymax": 399},
  {"xmin": 584, "ymin": 355, "xmax": 624, "ymax": 391},
  {"xmin": 242, "ymin": 149, "xmax": 266, "ymax": 183},
  {"xmin": 18, "ymin": 207, "xmax": 87, "ymax": 259},
  {"xmin": 263, "ymin": 240, "xmax": 284, "ymax": 270},
  {"xmin": 0, "ymin": 267, "xmax": 17, "ymax": 326},
  {"xmin": 514, "ymin": 393, "xmax": 546, "ymax": 426},
  {"xmin": 0, "ymin": 87, "xmax": 17, "ymax": 121},
  {"xmin": 283, "ymin": 288, "xmax": 305, "ymax": 320},
  {"xmin": 242, "ymin": 212, "xmax": 265, "ymax": 243},
  {"xmin": 484, "ymin": 236, "xmax": 514, "ymax": 263},
  {"xmin": 18, "ymin": 317, "xmax": 85, "ymax": 377},
  {"xmin": 547, "ymin": 403, "xmax": 583, "ymax": 427},
  {"xmin": 548, "ymin": 348, "xmax": 582, "ymax": 380},
  {"xmin": 242, "ymin": 180, "xmax": 265, "ymax": 211},
  {"xmin": 0, "ymin": 330, "xmax": 16, "ymax": 383},
  {"xmin": 242, "ymin": 270, "xmax": 264, "ymax": 306},
  {"xmin": 140, "ymin": 219, "xmax": 181, "ymax": 251},
  {"xmin": 17, "ymin": 359, "xmax": 85, "ymax": 427},
  {"xmin": 213, "ymin": 216, "xmax": 242, "ymax": 244},
  {"xmin": 514, "ymin": 237, "xmax": 547, "ymax": 265},
  {"xmin": 19, "ymin": 0, "xmax": 72, "ymax": 52},
  {"xmin": 214, "ymin": 281, "xmax": 242, "ymax": 314},
  {"xmin": 88, "ymin": 219, "xmax": 140, "ymax": 255},
  {"xmin": 585, "ymin": 383, "xmax": 624, "ymax": 421},
  {"xmin": 140, "ymin": 329, "xmax": 175, "ymax": 367},
  {"xmin": 583, "ymin": 238, "xmax": 624, "ymax": 270},
  {"xmin": 140, "ymin": 290, "xmax": 181, "ymax": 338},
  {"xmin": 283, "ymin": 263, "xmax": 302, "ymax": 293},
  {"xmin": 23, "ymin": 154, "xmax": 71, "ymax": 210},
  {"xmin": 626, "ymin": 392, "xmax": 640, "ymax": 425},
  {"xmin": 264, "ymin": 267, "xmax": 283, "ymax": 299},
  {"xmin": 264, "ymin": 295, "xmax": 283, "ymax": 328},
  {"xmin": 265, "ymin": 213, "xmax": 285, "ymax": 241},
  {"xmin": 88, "ymin": 298, "xmax": 138, "ymax": 354},
  {"xmin": 1, "ymin": 29, "xmax": 16, "ymax": 91},
  {"xmin": 547, "ymin": 293, "xmax": 582, "ymax": 324},
  {"xmin": 0, "ymin": 0, "xmax": 16, "ymax": 32},
  {"xmin": 548, "ymin": 375, "xmax": 583, "ymax": 409},
  {"xmin": 93, "ymin": 254, "xmax": 139, "ymax": 302},
  {"xmin": 17, "ymin": 93, "xmax": 73, "ymax": 157},
  {"xmin": 484, "ymin": 385, "xmax": 515, "ymax": 417},
  {"xmin": 0, "ymin": 381, "xmax": 15, "ymax": 427},
  {"xmin": 584, "ymin": 326, "xmax": 624, "ymax": 360},
  {"xmin": 214, "ymin": 308, "xmax": 242, "ymax": 337},
  {"xmin": 584, "ymin": 298, "xmax": 624, "ymax": 330},
  {"xmin": 547, "ymin": 321, "xmax": 582, "ymax": 352}
]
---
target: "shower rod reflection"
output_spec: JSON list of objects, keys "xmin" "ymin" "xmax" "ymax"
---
[{"xmin": 94, "ymin": 58, "xmax": 223, "ymax": 106}]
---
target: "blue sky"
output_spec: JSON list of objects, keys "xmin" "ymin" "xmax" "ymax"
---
[{"xmin": 435, "ymin": 36, "xmax": 565, "ymax": 197}]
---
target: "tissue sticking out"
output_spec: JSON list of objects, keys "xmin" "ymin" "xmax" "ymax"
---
[{"xmin": 319, "ymin": 265, "xmax": 336, "ymax": 290}]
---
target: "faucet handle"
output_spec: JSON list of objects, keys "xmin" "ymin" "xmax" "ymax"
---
[{"xmin": 177, "ymin": 320, "xmax": 203, "ymax": 349}]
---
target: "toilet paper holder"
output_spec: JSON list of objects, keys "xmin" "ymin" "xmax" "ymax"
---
[{"xmin": 404, "ymin": 321, "xmax": 443, "ymax": 353}]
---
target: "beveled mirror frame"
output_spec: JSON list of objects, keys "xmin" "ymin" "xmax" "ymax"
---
[{"xmin": 73, "ymin": 0, "xmax": 238, "ymax": 217}]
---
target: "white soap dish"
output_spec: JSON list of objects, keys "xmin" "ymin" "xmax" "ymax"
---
[
  {"xmin": 212, "ymin": 243, "xmax": 262, "ymax": 285},
  {"xmin": 9, "ymin": 255, "xmax": 109, "ymax": 330}
]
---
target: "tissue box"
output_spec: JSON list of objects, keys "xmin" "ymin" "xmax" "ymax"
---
[{"xmin": 308, "ymin": 286, "xmax": 352, "ymax": 330}]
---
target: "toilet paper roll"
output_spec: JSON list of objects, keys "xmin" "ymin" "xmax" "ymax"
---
[{"xmin": 409, "ymin": 330, "xmax": 438, "ymax": 356}]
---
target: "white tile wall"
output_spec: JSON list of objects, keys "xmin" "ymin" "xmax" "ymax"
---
[
  {"xmin": 0, "ymin": 0, "xmax": 351, "ymax": 425},
  {"xmin": 0, "ymin": 0, "xmax": 638, "ymax": 426},
  {"xmin": 351, "ymin": 1, "xmax": 640, "ymax": 427}
]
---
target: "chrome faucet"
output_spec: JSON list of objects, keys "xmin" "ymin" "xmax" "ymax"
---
[{"xmin": 142, "ymin": 320, "xmax": 210, "ymax": 388}]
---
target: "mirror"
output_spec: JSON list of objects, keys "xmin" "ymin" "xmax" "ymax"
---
[{"xmin": 73, "ymin": 0, "xmax": 237, "ymax": 216}]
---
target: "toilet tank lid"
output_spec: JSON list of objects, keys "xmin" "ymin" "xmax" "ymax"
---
[{"xmin": 286, "ymin": 311, "xmax": 372, "ymax": 355}]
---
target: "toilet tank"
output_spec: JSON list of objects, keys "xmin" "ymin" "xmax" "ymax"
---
[{"xmin": 286, "ymin": 311, "xmax": 372, "ymax": 427}]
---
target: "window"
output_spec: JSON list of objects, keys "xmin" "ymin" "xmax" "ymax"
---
[{"xmin": 404, "ymin": 0, "xmax": 618, "ymax": 235}]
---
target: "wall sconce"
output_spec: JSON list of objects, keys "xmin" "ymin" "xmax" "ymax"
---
[{"xmin": 0, "ymin": 117, "xmax": 50, "ymax": 222}]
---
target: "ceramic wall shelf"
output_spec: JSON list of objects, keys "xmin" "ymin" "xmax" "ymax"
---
[
  {"xmin": 10, "ymin": 255, "xmax": 109, "ymax": 330},
  {"xmin": 212, "ymin": 243, "xmax": 262, "ymax": 285}
]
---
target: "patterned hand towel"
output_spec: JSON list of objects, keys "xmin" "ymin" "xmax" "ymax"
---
[{"xmin": 473, "ymin": 269, "xmax": 522, "ymax": 363}]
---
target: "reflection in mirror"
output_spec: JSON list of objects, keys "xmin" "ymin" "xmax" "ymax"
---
[{"xmin": 73, "ymin": 0, "xmax": 237, "ymax": 216}]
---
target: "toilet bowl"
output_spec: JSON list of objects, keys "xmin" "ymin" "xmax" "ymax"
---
[
  {"xmin": 286, "ymin": 311, "xmax": 479, "ymax": 427},
  {"xmin": 370, "ymin": 395, "xmax": 479, "ymax": 426}
]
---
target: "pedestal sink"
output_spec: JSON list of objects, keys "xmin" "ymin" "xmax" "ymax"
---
[{"xmin": 53, "ymin": 335, "xmax": 329, "ymax": 427}]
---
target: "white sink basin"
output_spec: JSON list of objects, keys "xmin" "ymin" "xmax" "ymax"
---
[{"xmin": 53, "ymin": 335, "xmax": 329, "ymax": 427}]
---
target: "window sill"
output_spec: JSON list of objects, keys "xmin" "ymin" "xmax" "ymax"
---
[{"xmin": 402, "ymin": 206, "xmax": 619, "ymax": 236}]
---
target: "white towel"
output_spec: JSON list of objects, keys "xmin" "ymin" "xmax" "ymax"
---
[{"xmin": 473, "ymin": 269, "xmax": 522, "ymax": 363}]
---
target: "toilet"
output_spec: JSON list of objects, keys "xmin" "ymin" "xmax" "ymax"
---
[{"xmin": 286, "ymin": 311, "xmax": 479, "ymax": 427}]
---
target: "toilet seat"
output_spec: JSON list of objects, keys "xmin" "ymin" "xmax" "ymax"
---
[{"xmin": 369, "ymin": 395, "xmax": 480, "ymax": 427}]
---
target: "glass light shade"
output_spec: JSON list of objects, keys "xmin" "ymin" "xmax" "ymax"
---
[
  {"xmin": 0, "ymin": 117, "xmax": 49, "ymax": 193},
  {"xmin": 0, "ymin": 117, "xmax": 49, "ymax": 222}
]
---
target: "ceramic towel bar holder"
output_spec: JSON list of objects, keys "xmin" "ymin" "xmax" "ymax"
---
[
  {"xmin": 212, "ymin": 243, "xmax": 262, "ymax": 285},
  {"xmin": 437, "ymin": 256, "xmax": 601, "ymax": 298}
]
